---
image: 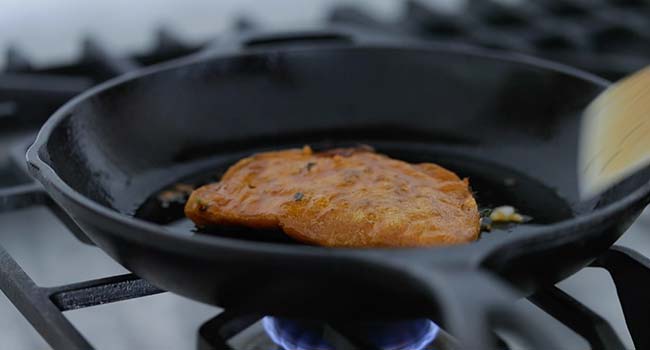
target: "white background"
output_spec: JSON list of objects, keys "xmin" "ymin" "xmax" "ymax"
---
[{"xmin": 0, "ymin": 0, "xmax": 464, "ymax": 68}]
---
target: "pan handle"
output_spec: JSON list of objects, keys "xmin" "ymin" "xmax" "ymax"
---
[
  {"xmin": 403, "ymin": 265, "xmax": 564, "ymax": 349},
  {"xmin": 198, "ymin": 25, "xmax": 410, "ymax": 58}
]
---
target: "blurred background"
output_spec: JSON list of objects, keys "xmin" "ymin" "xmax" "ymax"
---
[{"xmin": 0, "ymin": 0, "xmax": 423, "ymax": 68}]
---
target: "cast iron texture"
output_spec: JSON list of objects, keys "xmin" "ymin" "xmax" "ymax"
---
[{"xmin": 26, "ymin": 27, "xmax": 650, "ymax": 348}]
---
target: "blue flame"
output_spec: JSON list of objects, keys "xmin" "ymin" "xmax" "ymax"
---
[{"xmin": 263, "ymin": 317, "xmax": 439, "ymax": 350}]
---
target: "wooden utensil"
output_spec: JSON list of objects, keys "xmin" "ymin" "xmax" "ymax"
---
[{"xmin": 580, "ymin": 67, "xmax": 650, "ymax": 199}]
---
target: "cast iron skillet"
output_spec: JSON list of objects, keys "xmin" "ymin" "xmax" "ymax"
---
[{"xmin": 26, "ymin": 27, "xmax": 650, "ymax": 349}]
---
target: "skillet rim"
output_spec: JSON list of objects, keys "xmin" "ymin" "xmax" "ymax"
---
[{"xmin": 26, "ymin": 41, "xmax": 649, "ymax": 264}]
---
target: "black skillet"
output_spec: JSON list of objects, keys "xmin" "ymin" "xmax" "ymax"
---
[{"xmin": 26, "ymin": 27, "xmax": 650, "ymax": 349}]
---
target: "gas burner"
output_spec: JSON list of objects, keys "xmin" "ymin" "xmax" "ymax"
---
[{"xmin": 262, "ymin": 317, "xmax": 439, "ymax": 350}]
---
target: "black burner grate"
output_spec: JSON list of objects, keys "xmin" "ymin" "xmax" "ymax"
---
[
  {"xmin": 330, "ymin": 0, "xmax": 650, "ymax": 81},
  {"xmin": 1, "ymin": 32, "xmax": 202, "ymax": 130},
  {"xmin": 0, "ymin": 137, "xmax": 165, "ymax": 349},
  {"xmin": 0, "ymin": 26, "xmax": 199, "ymax": 349}
]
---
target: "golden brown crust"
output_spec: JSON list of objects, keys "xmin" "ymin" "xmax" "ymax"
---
[{"xmin": 184, "ymin": 146, "xmax": 480, "ymax": 247}]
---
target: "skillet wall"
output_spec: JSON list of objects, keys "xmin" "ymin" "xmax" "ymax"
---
[{"xmin": 45, "ymin": 47, "xmax": 604, "ymax": 215}]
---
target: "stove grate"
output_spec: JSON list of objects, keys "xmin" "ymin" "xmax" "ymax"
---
[{"xmin": 330, "ymin": 0, "xmax": 650, "ymax": 81}]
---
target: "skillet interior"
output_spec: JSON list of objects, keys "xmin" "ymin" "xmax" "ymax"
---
[
  {"xmin": 45, "ymin": 46, "xmax": 608, "ymax": 235},
  {"xmin": 32, "ymin": 45, "xmax": 650, "ymax": 318}
]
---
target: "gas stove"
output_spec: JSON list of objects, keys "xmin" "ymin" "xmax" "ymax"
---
[{"xmin": 2, "ymin": 1, "xmax": 650, "ymax": 349}]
